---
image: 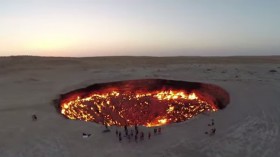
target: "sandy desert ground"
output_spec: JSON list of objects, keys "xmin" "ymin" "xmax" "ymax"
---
[{"xmin": 0, "ymin": 56, "xmax": 280, "ymax": 157}]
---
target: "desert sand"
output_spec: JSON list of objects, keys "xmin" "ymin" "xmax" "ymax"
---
[{"xmin": 0, "ymin": 56, "xmax": 280, "ymax": 157}]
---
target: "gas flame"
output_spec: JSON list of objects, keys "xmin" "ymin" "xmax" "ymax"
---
[{"xmin": 60, "ymin": 89, "xmax": 218, "ymax": 127}]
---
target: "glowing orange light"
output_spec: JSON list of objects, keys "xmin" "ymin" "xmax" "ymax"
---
[
  {"xmin": 57, "ymin": 79, "xmax": 231, "ymax": 127},
  {"xmin": 60, "ymin": 89, "xmax": 218, "ymax": 127}
]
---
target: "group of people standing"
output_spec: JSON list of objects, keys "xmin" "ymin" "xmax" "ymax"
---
[
  {"xmin": 205, "ymin": 119, "xmax": 216, "ymax": 136},
  {"xmin": 116, "ymin": 125, "xmax": 162, "ymax": 143}
]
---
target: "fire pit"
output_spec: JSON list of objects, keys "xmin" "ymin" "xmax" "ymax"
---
[{"xmin": 58, "ymin": 79, "xmax": 229, "ymax": 127}]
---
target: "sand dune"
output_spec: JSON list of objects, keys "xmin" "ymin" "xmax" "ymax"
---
[{"xmin": 0, "ymin": 56, "xmax": 280, "ymax": 157}]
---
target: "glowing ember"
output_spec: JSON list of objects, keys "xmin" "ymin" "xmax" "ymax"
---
[{"xmin": 58, "ymin": 79, "xmax": 229, "ymax": 127}]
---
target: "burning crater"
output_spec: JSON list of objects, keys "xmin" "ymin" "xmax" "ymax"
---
[{"xmin": 58, "ymin": 79, "xmax": 229, "ymax": 127}]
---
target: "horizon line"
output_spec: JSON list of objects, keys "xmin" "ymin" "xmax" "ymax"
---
[{"xmin": 1, "ymin": 55, "xmax": 280, "ymax": 58}]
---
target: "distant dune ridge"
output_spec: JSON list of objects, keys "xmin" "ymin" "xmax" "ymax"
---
[{"xmin": 0, "ymin": 56, "xmax": 279, "ymax": 157}]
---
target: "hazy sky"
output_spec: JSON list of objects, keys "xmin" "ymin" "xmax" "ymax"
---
[{"xmin": 0, "ymin": 0, "xmax": 279, "ymax": 57}]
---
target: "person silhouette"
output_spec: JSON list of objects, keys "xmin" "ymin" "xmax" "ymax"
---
[
  {"xmin": 154, "ymin": 128, "xmax": 157, "ymax": 135},
  {"xmin": 119, "ymin": 132, "xmax": 122, "ymax": 142},
  {"xmin": 135, "ymin": 134, "xmax": 138, "ymax": 143},
  {"xmin": 130, "ymin": 129, "xmax": 134, "ymax": 137},
  {"xmin": 140, "ymin": 132, "xmax": 144, "ymax": 140},
  {"xmin": 158, "ymin": 127, "xmax": 161, "ymax": 134},
  {"xmin": 32, "ymin": 114, "xmax": 37, "ymax": 121}
]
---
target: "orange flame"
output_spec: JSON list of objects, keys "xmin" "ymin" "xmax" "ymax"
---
[{"xmin": 60, "ymin": 89, "xmax": 218, "ymax": 127}]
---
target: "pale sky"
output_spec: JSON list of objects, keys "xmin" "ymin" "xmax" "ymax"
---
[{"xmin": 0, "ymin": 0, "xmax": 279, "ymax": 57}]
